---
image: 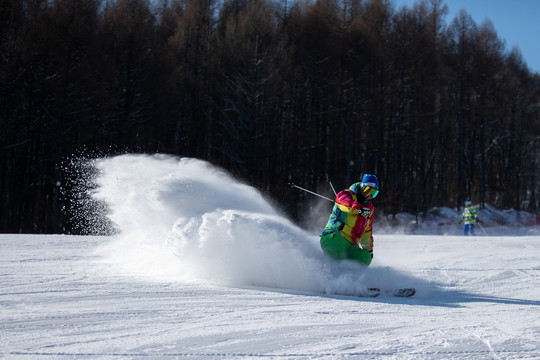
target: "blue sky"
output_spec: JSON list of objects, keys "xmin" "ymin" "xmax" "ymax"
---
[{"xmin": 393, "ymin": 0, "xmax": 540, "ymax": 74}]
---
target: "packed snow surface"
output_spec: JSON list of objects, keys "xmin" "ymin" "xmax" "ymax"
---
[{"xmin": 2, "ymin": 154, "xmax": 540, "ymax": 359}]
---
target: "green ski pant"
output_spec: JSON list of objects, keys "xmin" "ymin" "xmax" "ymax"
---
[{"xmin": 320, "ymin": 232, "xmax": 372, "ymax": 266}]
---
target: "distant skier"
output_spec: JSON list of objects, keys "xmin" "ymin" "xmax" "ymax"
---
[
  {"xmin": 459, "ymin": 200, "xmax": 479, "ymax": 236},
  {"xmin": 320, "ymin": 174, "xmax": 379, "ymax": 266}
]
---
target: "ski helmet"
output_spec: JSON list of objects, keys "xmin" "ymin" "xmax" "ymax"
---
[
  {"xmin": 465, "ymin": 200, "xmax": 472, "ymax": 206},
  {"xmin": 360, "ymin": 174, "xmax": 379, "ymax": 198}
]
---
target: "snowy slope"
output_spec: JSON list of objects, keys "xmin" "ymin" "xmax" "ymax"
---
[{"xmin": 2, "ymin": 154, "xmax": 540, "ymax": 359}]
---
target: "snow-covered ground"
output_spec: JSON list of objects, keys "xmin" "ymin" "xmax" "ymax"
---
[{"xmin": 2, "ymin": 154, "xmax": 540, "ymax": 359}]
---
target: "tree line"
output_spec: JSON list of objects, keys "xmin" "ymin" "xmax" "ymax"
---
[{"xmin": 1, "ymin": 0, "xmax": 539, "ymax": 234}]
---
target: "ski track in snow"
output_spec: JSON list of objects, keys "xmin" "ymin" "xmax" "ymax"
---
[{"xmin": 2, "ymin": 154, "xmax": 540, "ymax": 359}]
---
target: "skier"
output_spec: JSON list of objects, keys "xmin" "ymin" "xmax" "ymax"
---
[
  {"xmin": 459, "ymin": 200, "xmax": 479, "ymax": 236},
  {"xmin": 320, "ymin": 174, "xmax": 379, "ymax": 266}
]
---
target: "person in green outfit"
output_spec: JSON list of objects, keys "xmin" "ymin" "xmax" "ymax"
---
[
  {"xmin": 320, "ymin": 174, "xmax": 379, "ymax": 266},
  {"xmin": 459, "ymin": 200, "xmax": 479, "ymax": 236}
]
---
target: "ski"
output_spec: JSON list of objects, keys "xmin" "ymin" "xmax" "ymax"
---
[
  {"xmin": 387, "ymin": 288, "xmax": 416, "ymax": 297},
  {"xmin": 356, "ymin": 287, "xmax": 416, "ymax": 298},
  {"xmin": 359, "ymin": 288, "xmax": 382, "ymax": 297}
]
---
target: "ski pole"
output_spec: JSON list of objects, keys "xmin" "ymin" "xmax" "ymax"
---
[
  {"xmin": 478, "ymin": 222, "xmax": 489, "ymax": 236},
  {"xmin": 326, "ymin": 174, "xmax": 337, "ymax": 196},
  {"xmin": 290, "ymin": 182, "xmax": 369, "ymax": 216},
  {"xmin": 289, "ymin": 183, "xmax": 335, "ymax": 203}
]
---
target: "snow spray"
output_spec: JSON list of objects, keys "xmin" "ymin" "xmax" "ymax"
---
[{"xmin": 72, "ymin": 154, "xmax": 412, "ymax": 296}]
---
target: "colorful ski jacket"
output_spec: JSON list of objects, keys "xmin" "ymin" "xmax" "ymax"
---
[
  {"xmin": 462, "ymin": 206, "xmax": 478, "ymax": 224},
  {"xmin": 322, "ymin": 183, "xmax": 374, "ymax": 252}
]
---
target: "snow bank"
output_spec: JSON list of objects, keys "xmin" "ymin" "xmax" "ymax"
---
[{"xmin": 376, "ymin": 204, "xmax": 539, "ymax": 236}]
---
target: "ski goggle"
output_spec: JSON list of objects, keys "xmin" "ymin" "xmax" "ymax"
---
[{"xmin": 362, "ymin": 185, "xmax": 379, "ymax": 198}]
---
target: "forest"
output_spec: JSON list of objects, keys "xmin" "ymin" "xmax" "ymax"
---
[{"xmin": 1, "ymin": 0, "xmax": 539, "ymax": 234}]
